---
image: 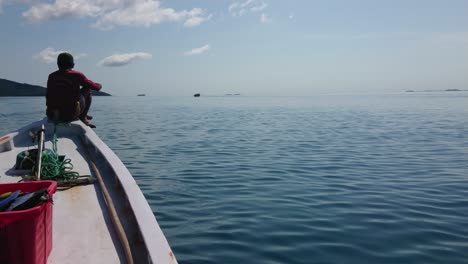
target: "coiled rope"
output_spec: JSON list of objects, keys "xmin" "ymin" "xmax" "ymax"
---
[{"xmin": 38, "ymin": 125, "xmax": 79, "ymax": 180}]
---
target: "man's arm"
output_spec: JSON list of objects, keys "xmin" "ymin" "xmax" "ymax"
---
[{"xmin": 78, "ymin": 71, "xmax": 102, "ymax": 91}]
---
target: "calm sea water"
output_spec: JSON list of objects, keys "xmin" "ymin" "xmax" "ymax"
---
[{"xmin": 1, "ymin": 93, "xmax": 467, "ymax": 264}]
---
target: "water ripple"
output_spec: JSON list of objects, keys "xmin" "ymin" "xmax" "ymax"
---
[{"xmin": 1, "ymin": 95, "xmax": 468, "ymax": 264}]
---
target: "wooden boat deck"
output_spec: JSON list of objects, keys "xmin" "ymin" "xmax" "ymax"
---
[{"xmin": 0, "ymin": 119, "xmax": 177, "ymax": 264}]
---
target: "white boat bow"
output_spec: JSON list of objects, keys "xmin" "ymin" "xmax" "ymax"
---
[{"xmin": 0, "ymin": 118, "xmax": 177, "ymax": 264}]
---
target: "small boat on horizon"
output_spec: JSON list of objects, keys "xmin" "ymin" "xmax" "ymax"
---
[
  {"xmin": 137, "ymin": 94, "xmax": 146, "ymax": 96},
  {"xmin": 0, "ymin": 118, "xmax": 177, "ymax": 264}
]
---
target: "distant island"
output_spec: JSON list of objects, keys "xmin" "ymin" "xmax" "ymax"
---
[
  {"xmin": 445, "ymin": 89, "xmax": 464, "ymax": 92},
  {"xmin": 0, "ymin": 78, "xmax": 111, "ymax": 96},
  {"xmin": 405, "ymin": 89, "xmax": 468, "ymax": 93}
]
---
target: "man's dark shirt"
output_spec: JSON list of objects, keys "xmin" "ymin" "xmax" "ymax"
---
[{"xmin": 46, "ymin": 69, "xmax": 101, "ymax": 121}]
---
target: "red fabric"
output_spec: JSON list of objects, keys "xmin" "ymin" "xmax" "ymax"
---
[{"xmin": 46, "ymin": 69, "xmax": 101, "ymax": 121}]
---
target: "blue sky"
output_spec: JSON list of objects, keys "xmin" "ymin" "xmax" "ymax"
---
[{"xmin": 0, "ymin": 0, "xmax": 467, "ymax": 96}]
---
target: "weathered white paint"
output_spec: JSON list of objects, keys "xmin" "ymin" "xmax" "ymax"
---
[{"xmin": 0, "ymin": 118, "xmax": 178, "ymax": 264}]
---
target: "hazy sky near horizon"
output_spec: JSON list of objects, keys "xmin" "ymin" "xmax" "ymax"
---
[{"xmin": 0, "ymin": 0, "xmax": 467, "ymax": 96}]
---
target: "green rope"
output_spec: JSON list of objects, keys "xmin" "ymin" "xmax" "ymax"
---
[{"xmin": 39, "ymin": 125, "xmax": 79, "ymax": 180}]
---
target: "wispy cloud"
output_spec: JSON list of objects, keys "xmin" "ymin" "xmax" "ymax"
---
[
  {"xmin": 22, "ymin": 0, "xmax": 211, "ymax": 30},
  {"xmin": 23, "ymin": 0, "xmax": 101, "ymax": 23},
  {"xmin": 289, "ymin": 13, "xmax": 294, "ymax": 19},
  {"xmin": 99, "ymin": 52, "xmax": 152, "ymax": 67},
  {"xmin": 93, "ymin": 2, "xmax": 211, "ymax": 30},
  {"xmin": 184, "ymin": 44, "xmax": 210, "ymax": 56},
  {"xmin": 183, "ymin": 12, "xmax": 212, "ymax": 28},
  {"xmin": 34, "ymin": 47, "xmax": 87, "ymax": 64},
  {"xmin": 250, "ymin": 2, "xmax": 267, "ymax": 12},
  {"xmin": 229, "ymin": 0, "xmax": 267, "ymax": 17},
  {"xmin": 260, "ymin": 13, "xmax": 271, "ymax": 23}
]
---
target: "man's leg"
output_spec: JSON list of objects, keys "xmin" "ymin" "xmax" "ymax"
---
[
  {"xmin": 79, "ymin": 89, "xmax": 96, "ymax": 128},
  {"xmin": 79, "ymin": 90, "xmax": 91, "ymax": 119}
]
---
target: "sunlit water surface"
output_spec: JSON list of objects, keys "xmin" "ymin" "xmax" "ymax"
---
[{"xmin": 1, "ymin": 93, "xmax": 467, "ymax": 264}]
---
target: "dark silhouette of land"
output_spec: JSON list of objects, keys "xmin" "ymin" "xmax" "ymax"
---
[
  {"xmin": 405, "ymin": 89, "xmax": 468, "ymax": 93},
  {"xmin": 0, "ymin": 78, "xmax": 111, "ymax": 96}
]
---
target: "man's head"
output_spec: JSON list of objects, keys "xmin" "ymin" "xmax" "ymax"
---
[{"xmin": 57, "ymin": 52, "xmax": 74, "ymax": 70}]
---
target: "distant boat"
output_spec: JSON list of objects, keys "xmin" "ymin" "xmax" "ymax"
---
[
  {"xmin": 137, "ymin": 94, "xmax": 146, "ymax": 96},
  {"xmin": 194, "ymin": 93, "xmax": 200, "ymax": 97}
]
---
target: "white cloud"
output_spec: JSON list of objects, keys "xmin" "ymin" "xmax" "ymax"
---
[
  {"xmin": 93, "ymin": 1, "xmax": 211, "ymax": 30},
  {"xmin": 240, "ymin": 0, "xmax": 254, "ymax": 8},
  {"xmin": 250, "ymin": 2, "xmax": 267, "ymax": 12},
  {"xmin": 23, "ymin": 0, "xmax": 101, "ymax": 23},
  {"xmin": 34, "ymin": 47, "xmax": 87, "ymax": 64},
  {"xmin": 99, "ymin": 52, "xmax": 152, "ymax": 67},
  {"xmin": 184, "ymin": 44, "xmax": 210, "ymax": 56},
  {"xmin": 184, "ymin": 12, "xmax": 212, "ymax": 28},
  {"xmin": 229, "ymin": 0, "xmax": 267, "ymax": 16},
  {"xmin": 260, "ymin": 13, "xmax": 271, "ymax": 23},
  {"xmin": 22, "ymin": 0, "xmax": 211, "ymax": 30}
]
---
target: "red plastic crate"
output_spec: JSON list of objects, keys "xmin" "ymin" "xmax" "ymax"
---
[{"xmin": 0, "ymin": 181, "xmax": 57, "ymax": 264}]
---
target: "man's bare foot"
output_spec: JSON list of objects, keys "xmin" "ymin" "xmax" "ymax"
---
[
  {"xmin": 81, "ymin": 118, "xmax": 96, "ymax": 128},
  {"xmin": 87, "ymin": 123, "xmax": 96, "ymax": 128}
]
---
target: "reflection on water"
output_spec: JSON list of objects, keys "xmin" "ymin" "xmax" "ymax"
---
[{"xmin": 1, "ymin": 94, "xmax": 468, "ymax": 264}]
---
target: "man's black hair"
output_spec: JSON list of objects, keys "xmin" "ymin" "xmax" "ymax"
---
[{"xmin": 57, "ymin": 52, "xmax": 74, "ymax": 70}]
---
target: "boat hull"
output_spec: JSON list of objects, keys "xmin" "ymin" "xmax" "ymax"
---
[{"xmin": 0, "ymin": 118, "xmax": 177, "ymax": 264}]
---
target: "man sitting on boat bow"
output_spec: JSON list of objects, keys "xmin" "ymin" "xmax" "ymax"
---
[{"xmin": 46, "ymin": 52, "xmax": 102, "ymax": 128}]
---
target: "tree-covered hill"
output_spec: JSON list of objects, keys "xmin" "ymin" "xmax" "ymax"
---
[{"xmin": 0, "ymin": 78, "xmax": 111, "ymax": 96}]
